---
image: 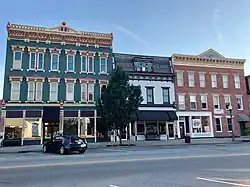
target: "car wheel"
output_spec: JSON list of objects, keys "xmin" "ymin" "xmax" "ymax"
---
[
  {"xmin": 59, "ymin": 146, "xmax": 65, "ymax": 155},
  {"xmin": 43, "ymin": 145, "xmax": 47, "ymax": 153},
  {"xmin": 79, "ymin": 150, "xmax": 86, "ymax": 154}
]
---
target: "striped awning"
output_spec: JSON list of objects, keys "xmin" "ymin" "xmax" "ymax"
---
[{"xmin": 238, "ymin": 114, "xmax": 250, "ymax": 122}]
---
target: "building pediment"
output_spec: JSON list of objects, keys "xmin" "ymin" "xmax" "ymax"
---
[{"xmin": 198, "ymin": 48, "xmax": 225, "ymax": 59}]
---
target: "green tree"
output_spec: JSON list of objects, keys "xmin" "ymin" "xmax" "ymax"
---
[{"xmin": 96, "ymin": 67, "xmax": 143, "ymax": 145}]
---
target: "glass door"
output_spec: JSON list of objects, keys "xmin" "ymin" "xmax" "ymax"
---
[{"xmin": 168, "ymin": 123, "xmax": 174, "ymax": 139}]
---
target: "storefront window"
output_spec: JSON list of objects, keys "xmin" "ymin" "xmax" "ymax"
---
[
  {"xmin": 80, "ymin": 118, "xmax": 94, "ymax": 137},
  {"xmin": 191, "ymin": 116, "xmax": 211, "ymax": 133},
  {"xmin": 63, "ymin": 118, "xmax": 78, "ymax": 136},
  {"xmin": 137, "ymin": 121, "xmax": 145, "ymax": 135},
  {"xmin": 23, "ymin": 119, "xmax": 42, "ymax": 138},
  {"xmin": 159, "ymin": 122, "xmax": 166, "ymax": 134},
  {"xmin": 4, "ymin": 118, "xmax": 23, "ymax": 140}
]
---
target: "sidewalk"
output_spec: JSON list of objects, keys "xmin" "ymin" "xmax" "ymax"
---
[{"xmin": 1, "ymin": 137, "xmax": 250, "ymax": 154}]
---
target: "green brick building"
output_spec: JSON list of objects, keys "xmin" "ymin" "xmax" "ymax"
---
[{"xmin": 2, "ymin": 22, "xmax": 113, "ymax": 146}]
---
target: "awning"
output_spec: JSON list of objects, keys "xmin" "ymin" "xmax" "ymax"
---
[
  {"xmin": 238, "ymin": 114, "xmax": 250, "ymax": 122},
  {"xmin": 136, "ymin": 111, "xmax": 178, "ymax": 121}
]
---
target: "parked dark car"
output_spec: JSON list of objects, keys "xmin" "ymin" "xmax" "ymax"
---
[{"xmin": 43, "ymin": 135, "xmax": 87, "ymax": 155}]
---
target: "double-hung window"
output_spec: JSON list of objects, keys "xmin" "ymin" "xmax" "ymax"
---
[
  {"xmin": 234, "ymin": 75, "xmax": 241, "ymax": 89},
  {"xmin": 211, "ymin": 74, "xmax": 217, "ymax": 88},
  {"xmin": 27, "ymin": 82, "xmax": 43, "ymax": 101},
  {"xmin": 222, "ymin": 74, "xmax": 228, "ymax": 88},
  {"xmin": 162, "ymin": 88, "xmax": 170, "ymax": 104},
  {"xmin": 13, "ymin": 51, "xmax": 22, "ymax": 69},
  {"xmin": 88, "ymin": 83, "xmax": 94, "ymax": 102},
  {"xmin": 227, "ymin": 118, "xmax": 233, "ymax": 132},
  {"xmin": 213, "ymin": 95, "xmax": 220, "ymax": 109},
  {"xmin": 236, "ymin": 95, "xmax": 243, "ymax": 110},
  {"xmin": 29, "ymin": 52, "xmax": 44, "ymax": 70},
  {"xmin": 67, "ymin": 55, "xmax": 74, "ymax": 72},
  {"xmin": 188, "ymin": 72, "xmax": 195, "ymax": 87},
  {"xmin": 100, "ymin": 57, "xmax": 107, "ymax": 73},
  {"xmin": 51, "ymin": 54, "xmax": 59, "ymax": 71},
  {"xmin": 50, "ymin": 82, "xmax": 58, "ymax": 101},
  {"xmin": 177, "ymin": 72, "xmax": 183, "ymax": 86},
  {"xmin": 199, "ymin": 73, "xmax": 206, "ymax": 88},
  {"xmin": 30, "ymin": 52, "xmax": 36, "ymax": 70},
  {"xmin": 178, "ymin": 95, "xmax": 185, "ymax": 110},
  {"xmin": 66, "ymin": 83, "xmax": 74, "ymax": 101},
  {"xmin": 201, "ymin": 95, "xmax": 208, "ymax": 109},
  {"xmin": 215, "ymin": 117, "xmax": 222, "ymax": 132},
  {"xmin": 224, "ymin": 95, "xmax": 231, "ymax": 109},
  {"xmin": 146, "ymin": 87, "xmax": 154, "ymax": 104},
  {"xmin": 81, "ymin": 83, "xmax": 87, "ymax": 102},
  {"xmin": 190, "ymin": 95, "xmax": 197, "ymax": 110},
  {"xmin": 10, "ymin": 81, "xmax": 20, "ymax": 101},
  {"xmin": 88, "ymin": 56, "xmax": 94, "ymax": 73},
  {"xmin": 81, "ymin": 56, "xmax": 87, "ymax": 72}
]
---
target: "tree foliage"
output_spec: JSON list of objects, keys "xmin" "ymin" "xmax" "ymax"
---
[{"xmin": 96, "ymin": 67, "xmax": 143, "ymax": 144}]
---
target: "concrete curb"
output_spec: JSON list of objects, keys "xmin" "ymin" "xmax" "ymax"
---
[{"xmin": 0, "ymin": 140, "xmax": 247, "ymax": 154}]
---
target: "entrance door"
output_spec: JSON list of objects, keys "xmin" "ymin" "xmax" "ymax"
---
[
  {"xmin": 43, "ymin": 123, "xmax": 59, "ymax": 142},
  {"xmin": 168, "ymin": 124, "xmax": 174, "ymax": 139},
  {"xmin": 179, "ymin": 122, "xmax": 185, "ymax": 138},
  {"xmin": 240, "ymin": 122, "xmax": 246, "ymax": 136}
]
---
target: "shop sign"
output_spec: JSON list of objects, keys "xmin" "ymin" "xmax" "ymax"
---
[
  {"xmin": 214, "ymin": 109, "xmax": 224, "ymax": 114},
  {"xmin": 192, "ymin": 119, "xmax": 201, "ymax": 128}
]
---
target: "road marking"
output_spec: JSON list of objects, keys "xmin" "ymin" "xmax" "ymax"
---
[
  {"xmin": 0, "ymin": 152, "xmax": 249, "ymax": 170},
  {"xmin": 197, "ymin": 177, "xmax": 250, "ymax": 186},
  {"xmin": 109, "ymin": 185, "xmax": 120, "ymax": 187},
  {"xmin": 0, "ymin": 158, "xmax": 5, "ymax": 160}
]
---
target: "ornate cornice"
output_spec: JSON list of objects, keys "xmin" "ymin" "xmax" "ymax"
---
[
  {"xmin": 128, "ymin": 72, "xmax": 174, "ymax": 82},
  {"xmin": 172, "ymin": 54, "xmax": 245, "ymax": 69},
  {"xmin": 7, "ymin": 22, "xmax": 113, "ymax": 47}
]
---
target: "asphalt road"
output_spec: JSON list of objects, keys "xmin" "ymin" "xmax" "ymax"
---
[{"xmin": 1, "ymin": 144, "xmax": 250, "ymax": 187}]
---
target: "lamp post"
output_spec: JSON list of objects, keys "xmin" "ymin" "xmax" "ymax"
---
[{"xmin": 228, "ymin": 105, "xmax": 235, "ymax": 141}]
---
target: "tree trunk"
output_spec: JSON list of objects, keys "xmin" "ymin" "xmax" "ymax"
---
[{"xmin": 117, "ymin": 129, "xmax": 122, "ymax": 145}]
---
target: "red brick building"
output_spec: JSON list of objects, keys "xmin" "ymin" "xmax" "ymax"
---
[{"xmin": 172, "ymin": 49, "xmax": 250, "ymax": 138}]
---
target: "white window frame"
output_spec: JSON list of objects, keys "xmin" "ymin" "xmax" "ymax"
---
[
  {"xmin": 88, "ymin": 83, "xmax": 95, "ymax": 102},
  {"xmin": 213, "ymin": 95, "xmax": 220, "ymax": 109},
  {"xmin": 177, "ymin": 72, "xmax": 184, "ymax": 86},
  {"xmin": 178, "ymin": 94, "xmax": 185, "ymax": 110},
  {"xmin": 66, "ymin": 83, "xmax": 74, "ymax": 101},
  {"xmin": 222, "ymin": 74, "xmax": 228, "ymax": 88},
  {"xmin": 67, "ymin": 54, "xmax": 75, "ymax": 72},
  {"xmin": 234, "ymin": 75, "xmax": 241, "ymax": 89},
  {"xmin": 190, "ymin": 95, "xmax": 197, "ymax": 110},
  {"xmin": 35, "ymin": 82, "xmax": 43, "ymax": 101},
  {"xmin": 227, "ymin": 117, "xmax": 233, "ymax": 132},
  {"xmin": 37, "ymin": 52, "xmax": 44, "ymax": 70},
  {"xmin": 81, "ymin": 55, "xmax": 87, "ymax": 72},
  {"xmin": 211, "ymin": 74, "xmax": 217, "ymax": 88},
  {"xmin": 100, "ymin": 57, "xmax": 107, "ymax": 73},
  {"xmin": 51, "ymin": 53, "xmax": 59, "ymax": 71},
  {"xmin": 13, "ymin": 51, "xmax": 22, "ymax": 69},
  {"xmin": 81, "ymin": 83, "xmax": 87, "ymax": 102},
  {"xmin": 10, "ymin": 81, "xmax": 20, "ymax": 101},
  {"xmin": 199, "ymin": 72, "xmax": 205, "ymax": 88},
  {"xmin": 224, "ymin": 95, "xmax": 231, "ymax": 110},
  {"xmin": 236, "ymin": 95, "xmax": 244, "ymax": 110},
  {"xmin": 27, "ymin": 82, "xmax": 35, "ymax": 101},
  {"xmin": 29, "ymin": 52, "xmax": 36, "ymax": 70},
  {"xmin": 88, "ymin": 56, "xmax": 94, "ymax": 73},
  {"xmin": 188, "ymin": 72, "xmax": 195, "ymax": 87},
  {"xmin": 201, "ymin": 94, "xmax": 208, "ymax": 110},
  {"xmin": 49, "ymin": 82, "xmax": 58, "ymax": 101},
  {"xmin": 215, "ymin": 117, "xmax": 223, "ymax": 132}
]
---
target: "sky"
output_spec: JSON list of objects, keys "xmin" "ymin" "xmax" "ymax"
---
[{"xmin": 0, "ymin": 0, "xmax": 250, "ymax": 98}]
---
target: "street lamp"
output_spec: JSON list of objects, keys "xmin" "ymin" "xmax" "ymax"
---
[{"xmin": 228, "ymin": 105, "xmax": 235, "ymax": 141}]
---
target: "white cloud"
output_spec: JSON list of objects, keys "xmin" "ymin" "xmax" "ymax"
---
[
  {"xmin": 212, "ymin": 6, "xmax": 223, "ymax": 45},
  {"xmin": 113, "ymin": 24, "xmax": 150, "ymax": 46}
]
